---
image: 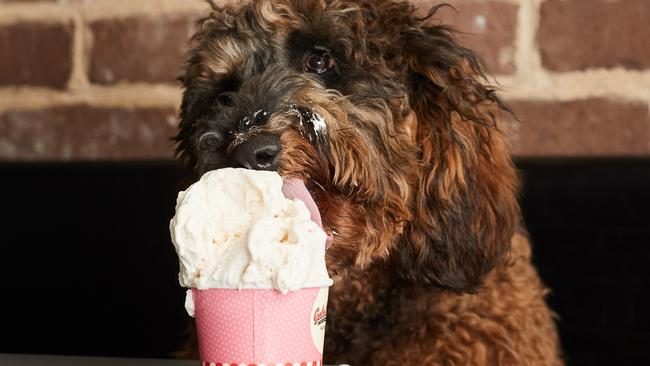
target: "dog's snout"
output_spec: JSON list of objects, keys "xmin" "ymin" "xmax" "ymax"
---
[{"xmin": 230, "ymin": 133, "xmax": 281, "ymax": 171}]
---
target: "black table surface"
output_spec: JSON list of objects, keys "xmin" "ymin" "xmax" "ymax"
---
[
  {"xmin": 0, "ymin": 354, "xmax": 196, "ymax": 366},
  {"xmin": 0, "ymin": 354, "xmax": 345, "ymax": 366}
]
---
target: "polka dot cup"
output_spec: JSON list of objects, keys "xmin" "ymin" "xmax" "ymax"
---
[{"xmin": 193, "ymin": 286, "xmax": 330, "ymax": 366}]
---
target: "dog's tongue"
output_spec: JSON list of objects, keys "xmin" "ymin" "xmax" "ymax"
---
[{"xmin": 282, "ymin": 179, "xmax": 333, "ymax": 249}]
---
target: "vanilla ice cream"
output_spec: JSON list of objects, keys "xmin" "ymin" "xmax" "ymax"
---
[{"xmin": 170, "ymin": 168, "xmax": 332, "ymax": 302}]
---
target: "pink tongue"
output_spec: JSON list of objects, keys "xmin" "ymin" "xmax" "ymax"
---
[{"xmin": 282, "ymin": 179, "xmax": 333, "ymax": 249}]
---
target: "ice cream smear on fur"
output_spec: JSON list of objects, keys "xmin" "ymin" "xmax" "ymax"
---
[{"xmin": 170, "ymin": 168, "xmax": 332, "ymax": 315}]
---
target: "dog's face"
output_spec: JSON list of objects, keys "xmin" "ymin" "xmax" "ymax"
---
[{"xmin": 176, "ymin": 0, "xmax": 520, "ymax": 292}]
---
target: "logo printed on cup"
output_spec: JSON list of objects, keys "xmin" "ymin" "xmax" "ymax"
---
[
  {"xmin": 313, "ymin": 305, "xmax": 327, "ymax": 326},
  {"xmin": 310, "ymin": 287, "xmax": 329, "ymax": 353}
]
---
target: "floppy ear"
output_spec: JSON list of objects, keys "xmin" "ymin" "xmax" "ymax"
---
[
  {"xmin": 176, "ymin": 78, "xmax": 216, "ymax": 158},
  {"xmin": 397, "ymin": 10, "xmax": 520, "ymax": 292}
]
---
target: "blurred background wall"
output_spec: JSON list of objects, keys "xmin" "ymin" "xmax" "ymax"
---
[
  {"xmin": 0, "ymin": 0, "xmax": 205, "ymax": 161},
  {"xmin": 1, "ymin": 0, "xmax": 649, "ymax": 161},
  {"xmin": 1, "ymin": 0, "xmax": 649, "ymax": 365}
]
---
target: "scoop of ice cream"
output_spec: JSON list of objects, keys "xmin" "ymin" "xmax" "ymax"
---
[
  {"xmin": 184, "ymin": 289, "xmax": 195, "ymax": 317},
  {"xmin": 170, "ymin": 168, "xmax": 332, "ymax": 295}
]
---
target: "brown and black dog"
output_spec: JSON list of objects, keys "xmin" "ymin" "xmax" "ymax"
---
[{"xmin": 174, "ymin": 1, "xmax": 563, "ymax": 365}]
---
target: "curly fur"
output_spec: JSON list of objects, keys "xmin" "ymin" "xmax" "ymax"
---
[{"xmin": 174, "ymin": 0, "xmax": 563, "ymax": 364}]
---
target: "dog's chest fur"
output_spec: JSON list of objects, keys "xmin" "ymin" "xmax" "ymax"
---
[{"xmin": 323, "ymin": 233, "xmax": 562, "ymax": 366}]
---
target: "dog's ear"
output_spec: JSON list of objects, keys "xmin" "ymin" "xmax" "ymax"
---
[
  {"xmin": 174, "ymin": 67, "xmax": 217, "ymax": 170},
  {"xmin": 396, "ymin": 9, "xmax": 520, "ymax": 292}
]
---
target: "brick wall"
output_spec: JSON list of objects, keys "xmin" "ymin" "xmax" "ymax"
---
[{"xmin": 1, "ymin": 0, "xmax": 649, "ymax": 161}]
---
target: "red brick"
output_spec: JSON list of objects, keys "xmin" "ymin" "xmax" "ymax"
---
[
  {"xmin": 538, "ymin": 0, "xmax": 650, "ymax": 71},
  {"xmin": 413, "ymin": 0, "xmax": 518, "ymax": 75},
  {"xmin": 0, "ymin": 21, "xmax": 73, "ymax": 88},
  {"xmin": 89, "ymin": 16, "xmax": 195, "ymax": 84},
  {"xmin": 0, "ymin": 106, "xmax": 178, "ymax": 161},
  {"xmin": 509, "ymin": 99, "xmax": 650, "ymax": 157}
]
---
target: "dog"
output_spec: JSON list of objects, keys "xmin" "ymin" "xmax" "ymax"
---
[{"xmin": 174, "ymin": 0, "xmax": 563, "ymax": 365}]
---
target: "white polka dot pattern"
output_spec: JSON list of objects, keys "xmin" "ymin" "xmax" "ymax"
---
[
  {"xmin": 200, "ymin": 363, "xmax": 322, "ymax": 366},
  {"xmin": 194, "ymin": 288, "xmax": 328, "ymax": 365}
]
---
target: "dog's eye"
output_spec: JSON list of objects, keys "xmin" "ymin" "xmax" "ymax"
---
[
  {"xmin": 217, "ymin": 93, "xmax": 234, "ymax": 107},
  {"xmin": 304, "ymin": 49, "xmax": 335, "ymax": 74}
]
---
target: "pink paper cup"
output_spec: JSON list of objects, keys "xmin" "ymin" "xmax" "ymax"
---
[{"xmin": 193, "ymin": 287, "xmax": 330, "ymax": 366}]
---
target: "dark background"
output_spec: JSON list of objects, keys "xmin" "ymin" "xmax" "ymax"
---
[{"xmin": 1, "ymin": 159, "xmax": 648, "ymax": 365}]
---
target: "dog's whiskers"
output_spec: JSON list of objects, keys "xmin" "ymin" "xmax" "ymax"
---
[{"xmin": 311, "ymin": 179, "xmax": 327, "ymax": 193}]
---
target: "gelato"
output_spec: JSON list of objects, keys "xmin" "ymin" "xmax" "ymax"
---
[{"xmin": 170, "ymin": 168, "xmax": 332, "ymax": 300}]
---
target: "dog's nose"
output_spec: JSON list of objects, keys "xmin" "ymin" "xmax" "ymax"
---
[{"xmin": 230, "ymin": 133, "xmax": 281, "ymax": 171}]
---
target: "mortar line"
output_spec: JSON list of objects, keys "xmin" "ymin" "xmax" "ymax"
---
[
  {"xmin": 78, "ymin": 0, "xmax": 209, "ymax": 22},
  {"xmin": 0, "ymin": 3, "xmax": 75, "ymax": 24},
  {"xmin": 497, "ymin": 69, "xmax": 650, "ymax": 102},
  {"xmin": 512, "ymin": 0, "xmax": 543, "ymax": 87},
  {"xmin": 67, "ymin": 4, "xmax": 90, "ymax": 91},
  {"xmin": 0, "ymin": 85, "xmax": 182, "ymax": 113}
]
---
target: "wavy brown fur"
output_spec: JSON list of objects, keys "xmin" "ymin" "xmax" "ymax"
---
[{"xmin": 174, "ymin": 0, "xmax": 563, "ymax": 364}]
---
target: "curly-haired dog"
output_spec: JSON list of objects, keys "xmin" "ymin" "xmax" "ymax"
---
[{"xmin": 174, "ymin": 0, "xmax": 563, "ymax": 365}]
